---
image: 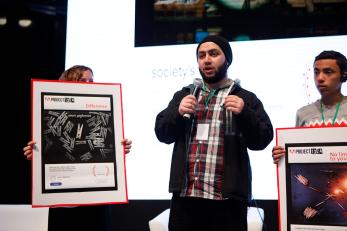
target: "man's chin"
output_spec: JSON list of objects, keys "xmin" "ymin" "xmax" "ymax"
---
[
  {"xmin": 202, "ymin": 76, "xmax": 215, "ymax": 84},
  {"xmin": 318, "ymin": 89, "xmax": 331, "ymax": 98},
  {"xmin": 202, "ymin": 72, "xmax": 215, "ymax": 78},
  {"xmin": 204, "ymin": 75, "xmax": 214, "ymax": 80}
]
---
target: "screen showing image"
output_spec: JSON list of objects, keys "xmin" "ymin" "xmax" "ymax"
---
[
  {"xmin": 136, "ymin": 0, "xmax": 347, "ymax": 46},
  {"xmin": 65, "ymin": 0, "xmax": 347, "ymax": 200}
]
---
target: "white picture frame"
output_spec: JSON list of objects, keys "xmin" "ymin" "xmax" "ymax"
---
[{"xmin": 31, "ymin": 79, "xmax": 127, "ymax": 207}]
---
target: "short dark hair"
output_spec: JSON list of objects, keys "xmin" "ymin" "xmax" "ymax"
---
[{"xmin": 314, "ymin": 50, "xmax": 347, "ymax": 74}]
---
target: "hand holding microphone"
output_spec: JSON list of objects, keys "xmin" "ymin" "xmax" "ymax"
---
[
  {"xmin": 220, "ymin": 78, "xmax": 244, "ymax": 114},
  {"xmin": 180, "ymin": 78, "xmax": 203, "ymax": 119},
  {"xmin": 223, "ymin": 95, "xmax": 245, "ymax": 114}
]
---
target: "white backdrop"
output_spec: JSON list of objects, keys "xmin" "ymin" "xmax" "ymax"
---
[{"xmin": 65, "ymin": 0, "xmax": 347, "ymax": 200}]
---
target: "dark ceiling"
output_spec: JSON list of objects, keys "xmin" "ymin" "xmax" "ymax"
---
[{"xmin": 0, "ymin": 0, "xmax": 67, "ymax": 16}]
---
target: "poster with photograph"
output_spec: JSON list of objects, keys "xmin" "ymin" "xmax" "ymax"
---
[
  {"xmin": 31, "ymin": 80, "xmax": 127, "ymax": 207},
  {"xmin": 276, "ymin": 127, "xmax": 347, "ymax": 231}
]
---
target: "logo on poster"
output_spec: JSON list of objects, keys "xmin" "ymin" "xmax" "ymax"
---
[
  {"xmin": 44, "ymin": 96, "xmax": 75, "ymax": 103},
  {"xmin": 289, "ymin": 147, "xmax": 323, "ymax": 155}
]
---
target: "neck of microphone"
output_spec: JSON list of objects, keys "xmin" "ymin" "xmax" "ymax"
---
[{"xmin": 219, "ymin": 79, "xmax": 240, "ymax": 107}]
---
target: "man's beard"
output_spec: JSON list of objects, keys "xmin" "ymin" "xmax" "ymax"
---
[{"xmin": 199, "ymin": 61, "xmax": 228, "ymax": 84}]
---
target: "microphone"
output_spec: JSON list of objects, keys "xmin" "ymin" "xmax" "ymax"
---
[
  {"xmin": 234, "ymin": 78, "xmax": 241, "ymax": 86},
  {"xmin": 227, "ymin": 78, "xmax": 240, "ymax": 94},
  {"xmin": 183, "ymin": 78, "xmax": 203, "ymax": 119},
  {"xmin": 222, "ymin": 79, "xmax": 241, "ymax": 135},
  {"xmin": 220, "ymin": 78, "xmax": 240, "ymax": 107}
]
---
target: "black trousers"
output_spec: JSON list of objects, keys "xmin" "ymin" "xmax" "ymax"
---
[{"xmin": 169, "ymin": 195, "xmax": 248, "ymax": 231}]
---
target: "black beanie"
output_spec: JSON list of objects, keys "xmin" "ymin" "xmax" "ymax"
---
[{"xmin": 196, "ymin": 35, "xmax": 233, "ymax": 66}]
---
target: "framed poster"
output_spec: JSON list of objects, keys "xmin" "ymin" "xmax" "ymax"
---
[
  {"xmin": 31, "ymin": 80, "xmax": 127, "ymax": 207},
  {"xmin": 276, "ymin": 127, "xmax": 347, "ymax": 231}
]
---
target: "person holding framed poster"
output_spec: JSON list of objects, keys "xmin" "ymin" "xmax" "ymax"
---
[
  {"xmin": 273, "ymin": 51, "xmax": 347, "ymax": 231},
  {"xmin": 23, "ymin": 65, "xmax": 132, "ymax": 231},
  {"xmin": 273, "ymin": 50, "xmax": 347, "ymax": 164}
]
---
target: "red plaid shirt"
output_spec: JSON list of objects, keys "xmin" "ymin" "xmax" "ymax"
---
[{"xmin": 181, "ymin": 83, "xmax": 231, "ymax": 200}]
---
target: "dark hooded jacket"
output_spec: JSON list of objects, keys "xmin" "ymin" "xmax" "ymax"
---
[{"xmin": 155, "ymin": 83, "xmax": 273, "ymax": 203}]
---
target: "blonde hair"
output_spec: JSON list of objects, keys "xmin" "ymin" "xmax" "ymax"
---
[{"xmin": 59, "ymin": 65, "xmax": 93, "ymax": 81}]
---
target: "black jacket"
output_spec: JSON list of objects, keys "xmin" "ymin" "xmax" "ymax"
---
[{"xmin": 155, "ymin": 83, "xmax": 273, "ymax": 203}]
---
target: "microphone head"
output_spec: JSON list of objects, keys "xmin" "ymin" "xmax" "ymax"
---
[
  {"xmin": 193, "ymin": 78, "xmax": 203, "ymax": 87},
  {"xmin": 234, "ymin": 78, "xmax": 241, "ymax": 85}
]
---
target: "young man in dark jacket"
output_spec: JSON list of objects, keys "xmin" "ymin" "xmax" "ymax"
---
[{"xmin": 155, "ymin": 35, "xmax": 273, "ymax": 231}]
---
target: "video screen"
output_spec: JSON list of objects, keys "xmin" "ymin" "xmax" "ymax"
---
[{"xmin": 135, "ymin": 0, "xmax": 347, "ymax": 46}]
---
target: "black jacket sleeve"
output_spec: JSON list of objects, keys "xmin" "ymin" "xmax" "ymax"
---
[
  {"xmin": 234, "ymin": 87, "xmax": 274, "ymax": 150},
  {"xmin": 155, "ymin": 87, "xmax": 191, "ymax": 144}
]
